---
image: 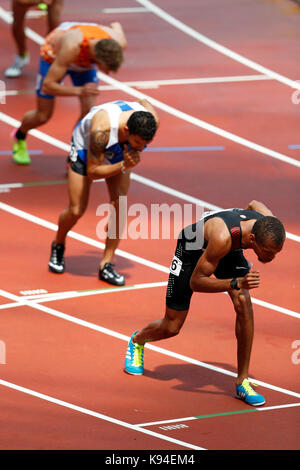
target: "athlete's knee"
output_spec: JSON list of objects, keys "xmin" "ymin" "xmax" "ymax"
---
[
  {"xmin": 37, "ymin": 108, "xmax": 53, "ymax": 125},
  {"xmin": 163, "ymin": 318, "xmax": 184, "ymax": 338},
  {"xmin": 232, "ymin": 290, "xmax": 252, "ymax": 316},
  {"xmin": 111, "ymin": 189, "xmax": 129, "ymax": 206},
  {"xmin": 69, "ymin": 204, "xmax": 86, "ymax": 219}
]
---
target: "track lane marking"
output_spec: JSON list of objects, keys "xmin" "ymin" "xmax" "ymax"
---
[
  {"xmin": 0, "ymin": 378, "xmax": 204, "ymax": 450},
  {"xmin": 0, "ymin": 111, "xmax": 299, "ymax": 244},
  {"xmin": 0, "ymin": 4, "xmax": 298, "ymax": 446},
  {"xmin": 0, "ymin": 282, "xmax": 168, "ymax": 309},
  {"xmin": 96, "ymin": 71, "xmax": 300, "ymax": 169},
  {"xmin": 135, "ymin": 0, "xmax": 300, "ymax": 91},
  {"xmin": 1, "ymin": 6, "xmax": 299, "ymax": 242},
  {"xmin": 0, "ymin": 200, "xmax": 299, "ymax": 320},
  {"xmin": 0, "ymin": 288, "xmax": 299, "ymax": 400},
  {"xmin": 136, "ymin": 402, "xmax": 300, "ymax": 427},
  {"xmin": 1, "ymin": 74, "xmax": 274, "ymax": 95},
  {"xmin": 0, "ymin": 5, "xmax": 300, "ymax": 171}
]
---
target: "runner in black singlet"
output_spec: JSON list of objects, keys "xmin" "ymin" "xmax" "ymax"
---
[
  {"xmin": 124, "ymin": 200, "xmax": 286, "ymax": 407},
  {"xmin": 166, "ymin": 208, "xmax": 264, "ymax": 311}
]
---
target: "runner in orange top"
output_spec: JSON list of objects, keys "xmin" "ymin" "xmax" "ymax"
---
[{"xmin": 12, "ymin": 21, "xmax": 127, "ymax": 165}]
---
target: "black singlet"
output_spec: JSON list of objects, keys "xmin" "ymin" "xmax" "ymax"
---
[{"xmin": 165, "ymin": 208, "xmax": 264, "ymax": 311}]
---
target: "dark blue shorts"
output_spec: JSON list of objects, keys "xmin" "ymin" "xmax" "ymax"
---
[
  {"xmin": 68, "ymin": 137, "xmax": 88, "ymax": 176},
  {"xmin": 36, "ymin": 57, "xmax": 99, "ymax": 99}
]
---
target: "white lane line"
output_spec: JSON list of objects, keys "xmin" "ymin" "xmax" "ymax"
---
[
  {"xmin": 0, "ymin": 10, "xmax": 299, "ymax": 313},
  {"xmin": 0, "ymin": 183, "xmax": 23, "ymax": 190},
  {"xmin": 0, "ymin": 378, "xmax": 204, "ymax": 450},
  {"xmin": 58, "ymin": 7, "xmax": 149, "ymax": 14},
  {"xmin": 97, "ymin": 71, "xmax": 300, "ymax": 170},
  {"xmin": 138, "ymin": 416, "xmax": 197, "ymax": 428},
  {"xmin": 2, "ymin": 74, "xmax": 273, "ymax": 95},
  {"xmin": 0, "ymin": 200, "xmax": 299, "ymax": 320},
  {"xmin": 136, "ymin": 402, "xmax": 300, "ymax": 427},
  {"xmin": 102, "ymin": 7, "xmax": 148, "ymax": 13},
  {"xmin": 0, "ymin": 5, "xmax": 299, "ymax": 171},
  {"xmin": 135, "ymin": 0, "xmax": 300, "ymax": 91},
  {"xmin": 258, "ymin": 402, "xmax": 300, "ymax": 412},
  {"xmin": 112, "ymin": 74, "xmax": 273, "ymax": 88},
  {"xmin": 0, "ymin": 302, "xmax": 25, "ymax": 310},
  {"xmin": 131, "ymin": 172, "xmax": 300, "ymax": 243},
  {"xmin": 0, "ymin": 200, "xmax": 169, "ymax": 274},
  {"xmin": 0, "ymin": 282, "xmax": 168, "ymax": 310},
  {"xmin": 0, "ymin": 110, "xmax": 299, "ymax": 244},
  {"xmin": 0, "ymin": 111, "xmax": 70, "ymax": 151},
  {"xmin": 24, "ymin": 281, "xmax": 168, "ymax": 303},
  {"xmin": 1, "ymin": 90, "xmax": 33, "ymax": 96},
  {"xmin": 132, "ymin": 171, "xmax": 300, "ymax": 244},
  {"xmin": 0, "ymin": 288, "xmax": 299, "ymax": 400},
  {"xmin": 247, "ymin": 296, "xmax": 300, "ymax": 320}
]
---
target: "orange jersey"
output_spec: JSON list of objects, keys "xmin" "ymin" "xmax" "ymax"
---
[{"xmin": 40, "ymin": 22, "xmax": 111, "ymax": 67}]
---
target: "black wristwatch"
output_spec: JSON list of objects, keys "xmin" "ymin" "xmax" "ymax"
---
[{"xmin": 230, "ymin": 278, "xmax": 240, "ymax": 290}]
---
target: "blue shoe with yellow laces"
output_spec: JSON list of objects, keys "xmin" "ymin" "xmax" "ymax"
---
[
  {"xmin": 236, "ymin": 379, "xmax": 265, "ymax": 406},
  {"xmin": 124, "ymin": 331, "xmax": 144, "ymax": 375}
]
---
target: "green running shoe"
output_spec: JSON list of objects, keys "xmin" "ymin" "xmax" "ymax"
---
[{"xmin": 13, "ymin": 139, "xmax": 31, "ymax": 165}]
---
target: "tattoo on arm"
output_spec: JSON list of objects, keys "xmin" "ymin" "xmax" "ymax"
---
[{"xmin": 89, "ymin": 129, "xmax": 109, "ymax": 161}]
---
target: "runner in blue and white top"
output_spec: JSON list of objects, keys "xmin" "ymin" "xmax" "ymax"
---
[
  {"xmin": 70, "ymin": 100, "xmax": 154, "ymax": 172},
  {"xmin": 49, "ymin": 98, "xmax": 159, "ymax": 285}
]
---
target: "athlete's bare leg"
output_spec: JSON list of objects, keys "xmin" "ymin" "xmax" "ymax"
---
[
  {"xmin": 19, "ymin": 96, "xmax": 55, "ymax": 134},
  {"xmin": 55, "ymin": 166, "xmax": 92, "ymax": 244},
  {"xmin": 47, "ymin": 0, "xmax": 63, "ymax": 32},
  {"xmin": 100, "ymin": 171, "xmax": 131, "ymax": 269},
  {"xmin": 133, "ymin": 306, "xmax": 189, "ymax": 345},
  {"xmin": 228, "ymin": 289, "xmax": 254, "ymax": 386},
  {"xmin": 11, "ymin": 1, "xmax": 28, "ymax": 57}
]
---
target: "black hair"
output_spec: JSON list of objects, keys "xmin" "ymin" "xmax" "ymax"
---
[
  {"xmin": 127, "ymin": 111, "xmax": 157, "ymax": 141},
  {"xmin": 251, "ymin": 216, "xmax": 286, "ymax": 246}
]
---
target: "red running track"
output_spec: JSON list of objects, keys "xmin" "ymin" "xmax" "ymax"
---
[{"xmin": 0, "ymin": 0, "xmax": 299, "ymax": 451}]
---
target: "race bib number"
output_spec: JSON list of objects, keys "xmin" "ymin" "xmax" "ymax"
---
[
  {"xmin": 69, "ymin": 141, "xmax": 78, "ymax": 162},
  {"xmin": 169, "ymin": 256, "xmax": 183, "ymax": 276}
]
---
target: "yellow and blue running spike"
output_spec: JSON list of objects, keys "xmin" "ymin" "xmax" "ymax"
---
[
  {"xmin": 124, "ymin": 331, "xmax": 144, "ymax": 375},
  {"xmin": 236, "ymin": 379, "xmax": 265, "ymax": 406}
]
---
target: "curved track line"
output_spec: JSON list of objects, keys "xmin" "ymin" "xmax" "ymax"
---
[{"xmin": 136, "ymin": 0, "xmax": 300, "ymax": 90}]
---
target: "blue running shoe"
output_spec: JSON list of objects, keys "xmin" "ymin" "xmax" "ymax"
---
[
  {"xmin": 124, "ymin": 331, "xmax": 144, "ymax": 375},
  {"xmin": 236, "ymin": 379, "xmax": 265, "ymax": 406}
]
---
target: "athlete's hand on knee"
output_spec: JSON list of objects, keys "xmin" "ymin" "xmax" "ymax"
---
[
  {"xmin": 239, "ymin": 270, "xmax": 260, "ymax": 290},
  {"xmin": 123, "ymin": 145, "xmax": 140, "ymax": 169},
  {"xmin": 80, "ymin": 83, "xmax": 100, "ymax": 97}
]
